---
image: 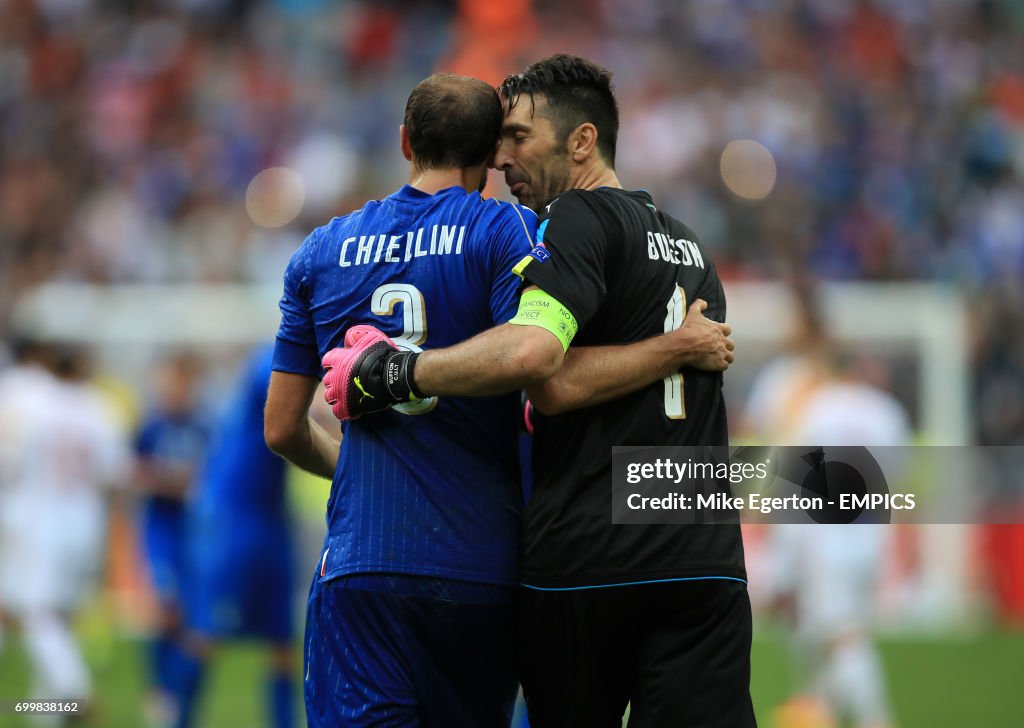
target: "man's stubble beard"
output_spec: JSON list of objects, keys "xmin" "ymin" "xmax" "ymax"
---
[{"xmin": 528, "ymin": 154, "xmax": 571, "ymax": 213}]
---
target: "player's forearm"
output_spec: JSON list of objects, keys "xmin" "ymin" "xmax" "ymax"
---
[
  {"xmin": 528, "ymin": 335, "xmax": 681, "ymax": 415},
  {"xmin": 307, "ymin": 417, "xmax": 341, "ymax": 478},
  {"xmin": 527, "ymin": 315, "xmax": 732, "ymax": 415},
  {"xmin": 270, "ymin": 416, "xmax": 339, "ymax": 480},
  {"xmin": 413, "ymin": 324, "xmax": 564, "ymax": 397},
  {"xmin": 265, "ymin": 370, "xmax": 340, "ymax": 479}
]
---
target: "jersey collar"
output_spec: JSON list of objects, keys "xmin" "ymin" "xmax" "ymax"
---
[{"xmin": 392, "ymin": 184, "xmax": 467, "ymax": 203}]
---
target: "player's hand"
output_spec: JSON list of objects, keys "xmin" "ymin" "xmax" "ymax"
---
[
  {"xmin": 675, "ymin": 299, "xmax": 735, "ymax": 371},
  {"xmin": 321, "ymin": 326, "xmax": 423, "ymax": 421}
]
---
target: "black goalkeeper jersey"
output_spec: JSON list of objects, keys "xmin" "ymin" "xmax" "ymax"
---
[{"xmin": 520, "ymin": 187, "xmax": 746, "ymax": 588}]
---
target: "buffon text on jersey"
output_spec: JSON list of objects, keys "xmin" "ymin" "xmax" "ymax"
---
[{"xmin": 646, "ymin": 232, "xmax": 704, "ymax": 268}]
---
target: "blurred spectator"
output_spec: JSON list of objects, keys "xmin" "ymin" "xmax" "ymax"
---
[{"xmin": 0, "ymin": 339, "xmax": 127, "ymax": 719}]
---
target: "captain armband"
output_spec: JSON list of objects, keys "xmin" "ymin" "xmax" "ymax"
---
[{"xmin": 508, "ymin": 289, "xmax": 578, "ymax": 352}]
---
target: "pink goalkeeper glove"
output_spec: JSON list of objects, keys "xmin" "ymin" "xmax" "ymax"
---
[{"xmin": 321, "ymin": 325, "xmax": 423, "ymax": 421}]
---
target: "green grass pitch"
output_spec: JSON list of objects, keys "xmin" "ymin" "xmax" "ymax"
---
[{"xmin": 2, "ymin": 624, "xmax": 1022, "ymax": 727}]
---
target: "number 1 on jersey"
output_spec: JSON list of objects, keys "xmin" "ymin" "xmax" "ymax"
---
[{"xmin": 663, "ymin": 285, "xmax": 686, "ymax": 419}]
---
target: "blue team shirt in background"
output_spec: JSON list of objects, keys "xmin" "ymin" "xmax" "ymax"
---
[
  {"xmin": 135, "ymin": 407, "xmax": 209, "ymax": 599},
  {"xmin": 272, "ymin": 185, "xmax": 536, "ymax": 586},
  {"xmin": 135, "ymin": 410, "xmax": 210, "ymax": 521},
  {"xmin": 187, "ymin": 344, "xmax": 293, "ymax": 640},
  {"xmin": 192, "ymin": 344, "xmax": 287, "ymax": 523}
]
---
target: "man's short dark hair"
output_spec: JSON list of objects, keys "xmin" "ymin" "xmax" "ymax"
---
[
  {"xmin": 404, "ymin": 74, "xmax": 502, "ymax": 170},
  {"xmin": 499, "ymin": 54, "xmax": 619, "ymax": 166}
]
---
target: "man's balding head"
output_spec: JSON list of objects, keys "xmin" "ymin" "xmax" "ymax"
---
[{"xmin": 404, "ymin": 74, "xmax": 502, "ymax": 171}]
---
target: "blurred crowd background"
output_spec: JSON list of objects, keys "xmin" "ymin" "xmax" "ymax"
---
[
  {"xmin": 1, "ymin": 0, "xmax": 1024, "ymax": 725},
  {"xmin": 2, "ymin": 0, "xmax": 1023, "ymax": 442}
]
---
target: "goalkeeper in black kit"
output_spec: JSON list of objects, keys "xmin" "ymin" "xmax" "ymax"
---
[{"xmin": 323, "ymin": 54, "xmax": 754, "ymax": 728}]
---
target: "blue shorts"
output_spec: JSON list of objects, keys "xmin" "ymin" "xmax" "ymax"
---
[
  {"xmin": 187, "ymin": 517, "xmax": 294, "ymax": 642},
  {"xmin": 303, "ymin": 573, "xmax": 517, "ymax": 728}
]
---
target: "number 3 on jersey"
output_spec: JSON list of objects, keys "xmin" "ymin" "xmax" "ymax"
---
[
  {"xmin": 663, "ymin": 285, "xmax": 686, "ymax": 419},
  {"xmin": 370, "ymin": 283, "xmax": 437, "ymax": 415}
]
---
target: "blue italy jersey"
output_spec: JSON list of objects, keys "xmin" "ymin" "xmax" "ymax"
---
[
  {"xmin": 193, "ymin": 344, "xmax": 286, "ymax": 523},
  {"xmin": 135, "ymin": 406, "xmax": 209, "ymax": 602},
  {"xmin": 273, "ymin": 184, "xmax": 536, "ymax": 586},
  {"xmin": 135, "ymin": 409, "xmax": 209, "ymax": 529}
]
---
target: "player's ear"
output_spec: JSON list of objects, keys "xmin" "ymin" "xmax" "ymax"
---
[
  {"xmin": 570, "ymin": 122, "xmax": 598, "ymax": 163},
  {"xmin": 400, "ymin": 125, "xmax": 413, "ymax": 162}
]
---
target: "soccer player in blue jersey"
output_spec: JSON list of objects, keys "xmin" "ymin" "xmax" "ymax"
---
[
  {"xmin": 134, "ymin": 351, "xmax": 210, "ymax": 726},
  {"xmin": 168, "ymin": 344, "xmax": 297, "ymax": 728},
  {"xmin": 266, "ymin": 73, "xmax": 530, "ymax": 728},
  {"xmin": 264, "ymin": 72, "xmax": 732, "ymax": 727}
]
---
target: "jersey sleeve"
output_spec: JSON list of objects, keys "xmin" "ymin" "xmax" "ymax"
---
[
  {"xmin": 689, "ymin": 240, "xmax": 726, "ymax": 323},
  {"xmin": 272, "ymin": 233, "xmax": 322, "ymax": 379},
  {"xmin": 519, "ymin": 192, "xmax": 609, "ymax": 328},
  {"xmin": 489, "ymin": 204, "xmax": 537, "ymax": 324}
]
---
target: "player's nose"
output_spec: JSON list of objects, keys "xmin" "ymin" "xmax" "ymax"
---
[{"xmin": 493, "ymin": 138, "xmax": 514, "ymax": 170}]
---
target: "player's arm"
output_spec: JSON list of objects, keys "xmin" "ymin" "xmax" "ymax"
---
[
  {"xmin": 267, "ymin": 234, "xmax": 339, "ymax": 476},
  {"xmin": 321, "ymin": 287, "xmax": 568, "ymax": 420},
  {"xmin": 133, "ymin": 457, "xmax": 193, "ymax": 499},
  {"xmin": 527, "ymin": 298, "xmax": 734, "ymax": 415},
  {"xmin": 415, "ymin": 292, "xmax": 733, "ymax": 403},
  {"xmin": 264, "ymin": 371, "xmax": 339, "ymax": 479},
  {"xmin": 413, "ymin": 291, "xmax": 569, "ymax": 396},
  {"xmin": 335, "ymin": 289, "xmax": 734, "ymax": 410}
]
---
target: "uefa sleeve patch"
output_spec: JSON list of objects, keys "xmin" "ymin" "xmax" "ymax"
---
[
  {"xmin": 512, "ymin": 242, "xmax": 551, "ymax": 278},
  {"xmin": 530, "ymin": 243, "xmax": 551, "ymax": 263}
]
